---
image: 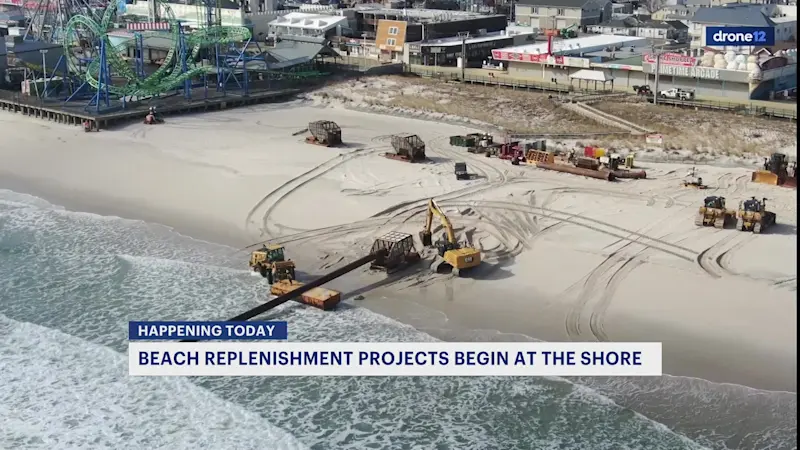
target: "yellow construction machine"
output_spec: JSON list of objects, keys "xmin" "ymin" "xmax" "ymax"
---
[
  {"xmin": 419, "ymin": 199, "xmax": 481, "ymax": 276},
  {"xmin": 736, "ymin": 197, "xmax": 776, "ymax": 234},
  {"xmin": 695, "ymin": 196, "xmax": 735, "ymax": 228},
  {"xmin": 249, "ymin": 244, "xmax": 297, "ymax": 284},
  {"xmin": 752, "ymin": 153, "xmax": 797, "ymax": 187}
]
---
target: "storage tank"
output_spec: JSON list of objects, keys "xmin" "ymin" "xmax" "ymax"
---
[
  {"xmin": 749, "ymin": 65, "xmax": 762, "ymax": 81},
  {"xmin": 700, "ymin": 51, "xmax": 715, "ymax": 67}
]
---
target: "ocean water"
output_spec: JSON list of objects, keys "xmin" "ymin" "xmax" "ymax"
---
[{"xmin": 0, "ymin": 189, "xmax": 793, "ymax": 450}]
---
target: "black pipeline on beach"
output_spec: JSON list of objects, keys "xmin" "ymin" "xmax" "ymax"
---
[{"xmin": 180, "ymin": 250, "xmax": 387, "ymax": 342}]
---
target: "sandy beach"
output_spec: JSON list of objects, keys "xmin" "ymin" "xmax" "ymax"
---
[{"xmin": 1, "ymin": 91, "xmax": 796, "ymax": 394}]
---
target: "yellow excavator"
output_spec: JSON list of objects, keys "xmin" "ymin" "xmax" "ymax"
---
[{"xmin": 419, "ymin": 199, "xmax": 482, "ymax": 276}]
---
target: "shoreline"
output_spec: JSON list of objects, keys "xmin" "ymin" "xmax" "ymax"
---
[{"xmin": 2, "ymin": 174, "xmax": 796, "ymax": 394}]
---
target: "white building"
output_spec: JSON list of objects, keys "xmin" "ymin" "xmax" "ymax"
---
[{"xmin": 268, "ymin": 12, "xmax": 347, "ymax": 38}]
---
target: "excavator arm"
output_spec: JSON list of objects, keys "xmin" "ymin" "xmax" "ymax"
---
[{"xmin": 421, "ymin": 199, "xmax": 457, "ymax": 246}]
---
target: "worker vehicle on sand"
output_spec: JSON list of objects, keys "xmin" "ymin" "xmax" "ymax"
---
[
  {"xmin": 249, "ymin": 244, "xmax": 297, "ymax": 284},
  {"xmin": 682, "ymin": 168, "xmax": 706, "ymax": 189},
  {"xmin": 683, "ymin": 179, "xmax": 707, "ymax": 189},
  {"xmin": 632, "ymin": 85, "xmax": 652, "ymax": 96},
  {"xmin": 369, "ymin": 232, "xmax": 421, "ymax": 273},
  {"xmin": 736, "ymin": 197, "xmax": 776, "ymax": 234},
  {"xmin": 752, "ymin": 153, "xmax": 796, "ymax": 188},
  {"xmin": 695, "ymin": 196, "xmax": 734, "ymax": 228},
  {"xmin": 143, "ymin": 107, "xmax": 164, "ymax": 125},
  {"xmin": 419, "ymin": 199, "xmax": 481, "ymax": 276},
  {"xmin": 659, "ymin": 88, "xmax": 694, "ymax": 101},
  {"xmin": 455, "ymin": 162, "xmax": 469, "ymax": 180}
]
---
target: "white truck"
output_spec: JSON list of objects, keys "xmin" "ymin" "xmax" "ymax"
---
[{"xmin": 659, "ymin": 88, "xmax": 695, "ymax": 101}]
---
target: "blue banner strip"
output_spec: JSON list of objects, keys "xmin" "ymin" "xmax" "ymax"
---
[{"xmin": 129, "ymin": 321, "xmax": 288, "ymax": 340}]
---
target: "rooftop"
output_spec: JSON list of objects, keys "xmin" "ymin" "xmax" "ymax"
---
[
  {"xmin": 353, "ymin": 6, "xmax": 489, "ymax": 22},
  {"xmin": 691, "ymin": 4, "xmax": 775, "ymax": 27},
  {"xmin": 419, "ymin": 30, "xmax": 533, "ymax": 47},
  {"xmin": 495, "ymin": 34, "xmax": 647, "ymax": 56},
  {"xmin": 270, "ymin": 12, "xmax": 347, "ymax": 32}
]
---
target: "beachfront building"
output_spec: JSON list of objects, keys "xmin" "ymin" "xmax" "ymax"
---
[
  {"xmin": 513, "ymin": 0, "xmax": 613, "ymax": 29},
  {"xmin": 487, "ymin": 34, "xmax": 797, "ymax": 99}
]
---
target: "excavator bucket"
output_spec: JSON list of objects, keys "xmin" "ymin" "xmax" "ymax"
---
[
  {"xmin": 752, "ymin": 170, "xmax": 779, "ymax": 185},
  {"xmin": 420, "ymin": 231, "xmax": 433, "ymax": 247}
]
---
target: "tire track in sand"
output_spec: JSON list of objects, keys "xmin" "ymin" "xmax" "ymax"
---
[{"xmin": 244, "ymin": 136, "xmax": 394, "ymax": 238}]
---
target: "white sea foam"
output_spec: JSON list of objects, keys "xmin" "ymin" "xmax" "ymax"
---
[{"xmin": 0, "ymin": 314, "xmax": 307, "ymax": 450}]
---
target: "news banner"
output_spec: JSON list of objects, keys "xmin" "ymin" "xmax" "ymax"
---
[{"xmin": 129, "ymin": 321, "xmax": 663, "ymax": 376}]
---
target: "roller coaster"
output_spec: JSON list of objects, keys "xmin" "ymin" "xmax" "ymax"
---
[
  {"xmin": 62, "ymin": 0, "xmax": 253, "ymax": 98},
  {"xmin": 15, "ymin": 0, "xmax": 266, "ymax": 109}
]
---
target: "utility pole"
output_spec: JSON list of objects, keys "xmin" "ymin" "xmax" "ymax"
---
[
  {"xmin": 650, "ymin": 44, "xmax": 667, "ymax": 106},
  {"xmin": 458, "ymin": 31, "xmax": 470, "ymax": 81}
]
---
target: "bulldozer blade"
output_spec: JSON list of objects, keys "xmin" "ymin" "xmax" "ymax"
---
[{"xmin": 751, "ymin": 170, "xmax": 779, "ymax": 185}]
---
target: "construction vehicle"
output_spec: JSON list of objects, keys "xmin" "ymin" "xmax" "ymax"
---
[
  {"xmin": 736, "ymin": 197, "xmax": 776, "ymax": 234},
  {"xmin": 598, "ymin": 154, "xmax": 622, "ymax": 171},
  {"xmin": 467, "ymin": 134, "xmax": 497, "ymax": 154},
  {"xmin": 249, "ymin": 244, "xmax": 297, "ymax": 284},
  {"xmin": 387, "ymin": 134, "xmax": 426, "ymax": 162},
  {"xmin": 450, "ymin": 133, "xmax": 483, "ymax": 147},
  {"xmin": 230, "ymin": 248, "xmax": 397, "ymax": 317},
  {"xmin": 695, "ymin": 196, "xmax": 734, "ymax": 228},
  {"xmin": 477, "ymin": 143, "xmax": 505, "ymax": 156},
  {"xmin": 369, "ymin": 231, "xmax": 421, "ymax": 273},
  {"xmin": 455, "ymin": 162, "xmax": 470, "ymax": 180},
  {"xmin": 752, "ymin": 153, "xmax": 796, "ymax": 187},
  {"xmin": 560, "ymin": 24, "xmax": 578, "ymax": 38},
  {"xmin": 306, "ymin": 121, "xmax": 342, "ymax": 147},
  {"xmin": 624, "ymin": 154, "xmax": 635, "ymax": 169},
  {"xmin": 497, "ymin": 141, "xmax": 521, "ymax": 160},
  {"xmin": 419, "ymin": 199, "xmax": 482, "ymax": 276}
]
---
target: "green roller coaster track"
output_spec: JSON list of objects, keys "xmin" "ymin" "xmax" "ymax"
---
[{"xmin": 62, "ymin": 0, "xmax": 251, "ymax": 97}]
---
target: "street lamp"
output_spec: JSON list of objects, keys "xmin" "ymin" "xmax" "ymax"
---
[{"xmin": 361, "ymin": 33, "xmax": 368, "ymax": 72}]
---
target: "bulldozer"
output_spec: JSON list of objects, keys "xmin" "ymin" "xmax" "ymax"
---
[
  {"xmin": 249, "ymin": 244, "xmax": 296, "ymax": 284},
  {"xmin": 752, "ymin": 153, "xmax": 797, "ymax": 187},
  {"xmin": 695, "ymin": 196, "xmax": 734, "ymax": 228},
  {"xmin": 736, "ymin": 197, "xmax": 776, "ymax": 234},
  {"xmin": 419, "ymin": 199, "xmax": 481, "ymax": 276}
]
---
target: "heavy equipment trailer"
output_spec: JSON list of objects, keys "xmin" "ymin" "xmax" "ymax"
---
[
  {"xmin": 305, "ymin": 121, "xmax": 342, "ymax": 147},
  {"xmin": 387, "ymin": 134, "xmax": 426, "ymax": 162}
]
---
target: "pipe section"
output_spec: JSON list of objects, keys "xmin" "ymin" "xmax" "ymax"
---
[{"xmin": 536, "ymin": 162, "xmax": 615, "ymax": 181}]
